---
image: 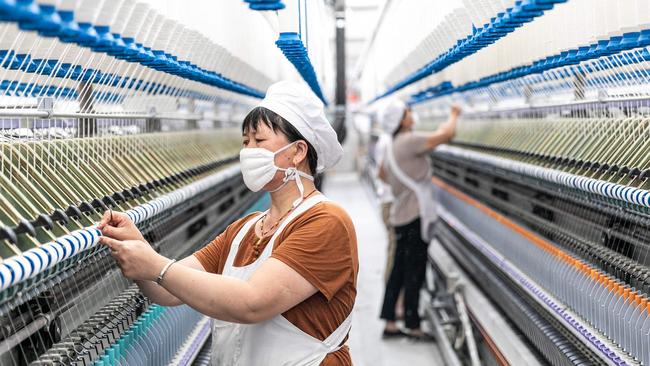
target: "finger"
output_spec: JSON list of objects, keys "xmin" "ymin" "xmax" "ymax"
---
[
  {"xmin": 112, "ymin": 212, "xmax": 133, "ymax": 228},
  {"xmin": 98, "ymin": 210, "xmax": 112, "ymax": 229},
  {"xmin": 100, "ymin": 225, "xmax": 119, "ymax": 238},
  {"xmin": 99, "ymin": 236, "xmax": 125, "ymax": 251}
]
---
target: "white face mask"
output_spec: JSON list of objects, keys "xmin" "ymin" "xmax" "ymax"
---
[{"xmin": 239, "ymin": 142, "xmax": 314, "ymax": 206}]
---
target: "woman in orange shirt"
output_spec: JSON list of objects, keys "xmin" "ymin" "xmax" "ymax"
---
[{"xmin": 99, "ymin": 81, "xmax": 359, "ymax": 365}]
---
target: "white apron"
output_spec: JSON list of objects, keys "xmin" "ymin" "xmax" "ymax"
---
[
  {"xmin": 210, "ymin": 195, "xmax": 353, "ymax": 366},
  {"xmin": 384, "ymin": 138, "xmax": 437, "ymax": 242}
]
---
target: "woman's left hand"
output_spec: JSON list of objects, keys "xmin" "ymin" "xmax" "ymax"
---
[{"xmin": 99, "ymin": 236, "xmax": 168, "ymax": 281}]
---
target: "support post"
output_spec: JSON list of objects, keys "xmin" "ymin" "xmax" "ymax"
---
[{"xmin": 77, "ymin": 80, "xmax": 97, "ymax": 137}]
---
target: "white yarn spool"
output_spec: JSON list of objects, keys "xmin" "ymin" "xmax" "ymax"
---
[
  {"xmin": 198, "ymin": 41, "xmax": 214, "ymax": 73},
  {"xmin": 143, "ymin": 13, "xmax": 164, "ymax": 50},
  {"xmin": 553, "ymin": 2, "xmax": 573, "ymax": 52},
  {"xmin": 571, "ymin": 0, "xmax": 591, "ymax": 48},
  {"xmin": 463, "ymin": 0, "xmax": 480, "ymax": 28},
  {"xmin": 277, "ymin": 0, "xmax": 300, "ymax": 34},
  {"xmin": 593, "ymin": 0, "xmax": 609, "ymax": 42},
  {"xmin": 58, "ymin": 0, "xmax": 75, "ymax": 11},
  {"xmin": 638, "ymin": 0, "xmax": 650, "ymax": 29},
  {"xmin": 474, "ymin": 0, "xmax": 490, "ymax": 29},
  {"xmin": 213, "ymin": 44, "xmax": 229, "ymax": 75},
  {"xmin": 75, "ymin": 0, "xmax": 105, "ymax": 24},
  {"xmin": 152, "ymin": 19, "xmax": 176, "ymax": 51},
  {"xmin": 166, "ymin": 24, "xmax": 185, "ymax": 58},
  {"xmin": 456, "ymin": 8, "xmax": 472, "ymax": 41},
  {"xmin": 36, "ymin": 0, "xmax": 60, "ymax": 6},
  {"xmin": 196, "ymin": 34, "xmax": 213, "ymax": 69},
  {"xmin": 135, "ymin": 8, "xmax": 156, "ymax": 45},
  {"xmin": 112, "ymin": 0, "xmax": 136, "ymax": 35},
  {"xmin": 122, "ymin": 2, "xmax": 149, "ymax": 39},
  {"xmin": 190, "ymin": 33, "xmax": 207, "ymax": 67},
  {"xmin": 619, "ymin": 0, "xmax": 640, "ymax": 33},
  {"xmin": 176, "ymin": 30, "xmax": 194, "ymax": 62},
  {"xmin": 95, "ymin": 0, "xmax": 124, "ymax": 27},
  {"xmin": 438, "ymin": 16, "xmax": 452, "ymax": 53},
  {"xmin": 184, "ymin": 30, "xmax": 203, "ymax": 64},
  {"xmin": 604, "ymin": 0, "xmax": 622, "ymax": 37}
]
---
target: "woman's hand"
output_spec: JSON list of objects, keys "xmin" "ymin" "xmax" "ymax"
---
[
  {"xmin": 99, "ymin": 236, "xmax": 168, "ymax": 281},
  {"xmin": 98, "ymin": 210, "xmax": 145, "ymax": 242},
  {"xmin": 443, "ymin": 104, "xmax": 461, "ymax": 139},
  {"xmin": 450, "ymin": 104, "xmax": 462, "ymax": 119}
]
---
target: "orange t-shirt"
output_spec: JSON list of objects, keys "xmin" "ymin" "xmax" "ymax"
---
[{"xmin": 193, "ymin": 200, "xmax": 358, "ymax": 366}]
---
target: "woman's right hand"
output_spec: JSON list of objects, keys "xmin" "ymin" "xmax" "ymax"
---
[
  {"xmin": 450, "ymin": 104, "xmax": 462, "ymax": 119},
  {"xmin": 97, "ymin": 210, "xmax": 145, "ymax": 242},
  {"xmin": 440, "ymin": 105, "xmax": 460, "ymax": 139}
]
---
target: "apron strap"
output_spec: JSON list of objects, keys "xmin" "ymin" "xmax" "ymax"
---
[
  {"xmin": 259, "ymin": 195, "xmax": 330, "ymax": 260},
  {"xmin": 384, "ymin": 136, "xmax": 437, "ymax": 241},
  {"xmin": 322, "ymin": 311, "xmax": 354, "ymax": 352},
  {"xmin": 224, "ymin": 212, "xmax": 265, "ymax": 270},
  {"xmin": 384, "ymin": 137, "xmax": 423, "ymax": 192}
]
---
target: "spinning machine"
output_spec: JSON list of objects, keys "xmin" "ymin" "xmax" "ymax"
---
[
  {"xmin": 361, "ymin": 0, "xmax": 650, "ymax": 365},
  {"xmin": 0, "ymin": 0, "xmax": 313, "ymax": 365}
]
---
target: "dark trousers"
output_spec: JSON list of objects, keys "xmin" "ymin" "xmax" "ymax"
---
[{"xmin": 380, "ymin": 218, "xmax": 428, "ymax": 329}]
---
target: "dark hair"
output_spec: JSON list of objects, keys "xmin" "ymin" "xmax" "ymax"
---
[{"xmin": 242, "ymin": 107, "xmax": 319, "ymax": 175}]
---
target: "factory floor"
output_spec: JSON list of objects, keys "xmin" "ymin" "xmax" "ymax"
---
[{"xmin": 324, "ymin": 173, "xmax": 444, "ymax": 366}]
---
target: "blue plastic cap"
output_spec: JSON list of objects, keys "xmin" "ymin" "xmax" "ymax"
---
[
  {"xmin": 14, "ymin": 0, "xmax": 40, "ymax": 23},
  {"xmin": 19, "ymin": 3, "xmax": 61, "ymax": 33},
  {"xmin": 593, "ymin": 40, "xmax": 610, "ymax": 56},
  {"xmin": 0, "ymin": 1, "xmax": 19, "ymax": 21},
  {"xmin": 75, "ymin": 22, "xmax": 100, "ymax": 47},
  {"xmin": 91, "ymin": 25, "xmax": 116, "ymax": 51},
  {"xmin": 56, "ymin": 12, "xmax": 79, "ymax": 38},
  {"xmin": 605, "ymin": 36, "xmax": 623, "ymax": 52},
  {"xmin": 620, "ymin": 32, "xmax": 641, "ymax": 50}
]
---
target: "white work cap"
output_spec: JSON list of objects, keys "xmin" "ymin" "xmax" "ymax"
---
[
  {"xmin": 259, "ymin": 81, "xmax": 343, "ymax": 173},
  {"xmin": 381, "ymin": 99, "xmax": 407, "ymax": 135}
]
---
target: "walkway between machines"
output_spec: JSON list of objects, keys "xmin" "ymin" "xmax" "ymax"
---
[{"xmin": 324, "ymin": 173, "xmax": 444, "ymax": 366}]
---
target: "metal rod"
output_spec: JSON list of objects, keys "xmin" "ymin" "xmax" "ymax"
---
[
  {"xmin": 0, "ymin": 313, "xmax": 52, "ymax": 356},
  {"xmin": 454, "ymin": 290, "xmax": 480, "ymax": 366},
  {"xmin": 425, "ymin": 306, "xmax": 464, "ymax": 366},
  {"xmin": 426, "ymin": 95, "xmax": 650, "ymax": 119},
  {"xmin": 0, "ymin": 109, "xmax": 208, "ymax": 121}
]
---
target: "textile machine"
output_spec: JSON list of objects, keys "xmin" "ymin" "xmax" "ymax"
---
[
  {"xmin": 361, "ymin": 0, "xmax": 650, "ymax": 365},
  {"xmin": 0, "ymin": 0, "xmax": 308, "ymax": 365}
]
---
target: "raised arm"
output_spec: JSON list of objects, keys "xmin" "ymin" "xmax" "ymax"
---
[{"xmin": 424, "ymin": 105, "xmax": 461, "ymax": 151}]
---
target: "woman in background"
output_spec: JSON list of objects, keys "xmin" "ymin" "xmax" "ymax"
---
[{"xmin": 379, "ymin": 100, "xmax": 460, "ymax": 340}]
